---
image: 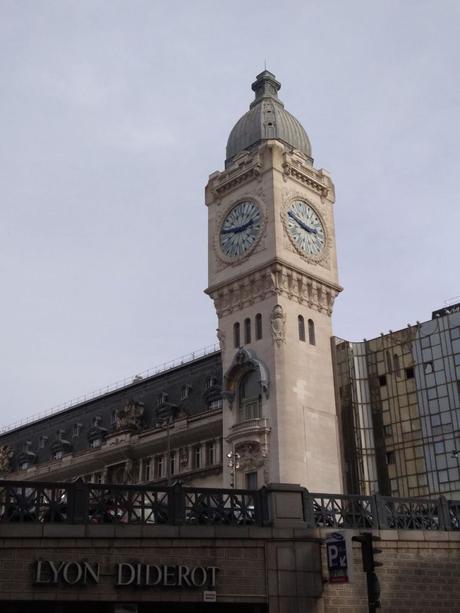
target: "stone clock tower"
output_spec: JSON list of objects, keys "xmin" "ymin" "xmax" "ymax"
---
[{"xmin": 205, "ymin": 71, "xmax": 343, "ymax": 492}]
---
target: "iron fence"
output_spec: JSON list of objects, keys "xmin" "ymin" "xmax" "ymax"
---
[{"xmin": 0, "ymin": 479, "xmax": 458, "ymax": 530}]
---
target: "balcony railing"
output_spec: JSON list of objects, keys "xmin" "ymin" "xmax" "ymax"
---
[{"xmin": 0, "ymin": 479, "xmax": 459, "ymax": 530}]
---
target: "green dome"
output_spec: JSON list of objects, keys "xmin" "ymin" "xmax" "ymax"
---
[{"xmin": 226, "ymin": 71, "xmax": 312, "ymax": 166}]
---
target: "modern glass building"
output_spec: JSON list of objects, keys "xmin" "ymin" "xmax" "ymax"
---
[{"xmin": 334, "ymin": 303, "xmax": 460, "ymax": 500}]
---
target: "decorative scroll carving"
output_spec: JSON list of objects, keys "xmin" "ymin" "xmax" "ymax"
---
[
  {"xmin": 115, "ymin": 400, "xmax": 145, "ymax": 432},
  {"xmin": 271, "ymin": 304, "xmax": 286, "ymax": 346},
  {"xmin": 0, "ymin": 445, "xmax": 13, "ymax": 473},
  {"xmin": 207, "ymin": 261, "xmax": 341, "ymax": 318}
]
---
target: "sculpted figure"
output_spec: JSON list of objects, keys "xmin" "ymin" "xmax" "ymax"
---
[{"xmin": 271, "ymin": 304, "xmax": 286, "ymax": 346}]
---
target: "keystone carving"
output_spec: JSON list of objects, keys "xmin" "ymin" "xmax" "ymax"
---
[{"xmin": 235, "ymin": 441, "xmax": 266, "ymax": 471}]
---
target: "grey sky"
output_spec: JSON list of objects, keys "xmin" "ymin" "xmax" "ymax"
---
[{"xmin": 1, "ymin": 1, "xmax": 459, "ymax": 428}]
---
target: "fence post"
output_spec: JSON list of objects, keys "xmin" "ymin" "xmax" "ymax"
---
[
  {"xmin": 374, "ymin": 494, "xmax": 389, "ymax": 529},
  {"xmin": 303, "ymin": 489, "xmax": 315, "ymax": 528},
  {"xmin": 69, "ymin": 478, "xmax": 89, "ymax": 524},
  {"xmin": 170, "ymin": 482, "xmax": 184, "ymax": 525},
  {"xmin": 438, "ymin": 496, "xmax": 451, "ymax": 531}
]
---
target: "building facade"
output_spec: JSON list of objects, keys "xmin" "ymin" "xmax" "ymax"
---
[
  {"xmin": 0, "ymin": 71, "xmax": 344, "ymax": 495},
  {"xmin": 335, "ymin": 303, "xmax": 460, "ymax": 500},
  {"xmin": 0, "ymin": 72, "xmax": 458, "ymax": 505}
]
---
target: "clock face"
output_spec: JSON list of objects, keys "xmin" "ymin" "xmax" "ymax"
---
[
  {"xmin": 286, "ymin": 201, "xmax": 326, "ymax": 256},
  {"xmin": 219, "ymin": 201, "xmax": 262, "ymax": 259}
]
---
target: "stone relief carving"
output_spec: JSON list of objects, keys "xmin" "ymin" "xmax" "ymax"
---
[
  {"xmin": 235, "ymin": 441, "xmax": 267, "ymax": 473},
  {"xmin": 208, "ymin": 261, "xmax": 340, "ymax": 318},
  {"xmin": 115, "ymin": 400, "xmax": 145, "ymax": 431},
  {"xmin": 271, "ymin": 304, "xmax": 286, "ymax": 346},
  {"xmin": 0, "ymin": 445, "xmax": 13, "ymax": 473}
]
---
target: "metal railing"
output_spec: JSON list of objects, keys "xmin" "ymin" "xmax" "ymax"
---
[
  {"xmin": 0, "ymin": 480, "xmax": 265, "ymax": 526},
  {"xmin": 0, "ymin": 480, "xmax": 458, "ymax": 530},
  {"xmin": 308, "ymin": 492, "xmax": 460, "ymax": 531}
]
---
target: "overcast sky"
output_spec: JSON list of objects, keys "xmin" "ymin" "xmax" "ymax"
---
[{"xmin": 1, "ymin": 1, "xmax": 459, "ymax": 429}]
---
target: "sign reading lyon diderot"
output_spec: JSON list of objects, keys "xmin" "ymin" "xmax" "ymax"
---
[{"xmin": 34, "ymin": 560, "xmax": 219, "ymax": 589}]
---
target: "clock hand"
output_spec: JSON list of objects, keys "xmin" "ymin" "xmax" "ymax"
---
[
  {"xmin": 288, "ymin": 210, "xmax": 318, "ymax": 234},
  {"xmin": 221, "ymin": 218, "xmax": 254, "ymax": 234}
]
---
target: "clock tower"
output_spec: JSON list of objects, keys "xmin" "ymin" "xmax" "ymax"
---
[{"xmin": 205, "ymin": 71, "xmax": 343, "ymax": 492}]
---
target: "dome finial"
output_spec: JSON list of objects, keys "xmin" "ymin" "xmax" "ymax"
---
[{"xmin": 250, "ymin": 70, "xmax": 283, "ymax": 109}]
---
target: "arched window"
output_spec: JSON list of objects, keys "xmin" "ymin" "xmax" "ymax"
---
[
  {"xmin": 244, "ymin": 318, "xmax": 251, "ymax": 344},
  {"xmin": 233, "ymin": 322, "xmax": 240, "ymax": 348},
  {"xmin": 255, "ymin": 313, "xmax": 262, "ymax": 340},
  {"xmin": 298, "ymin": 315, "xmax": 306, "ymax": 342},
  {"xmin": 308, "ymin": 319, "xmax": 316, "ymax": 345},
  {"xmin": 239, "ymin": 370, "xmax": 261, "ymax": 422}
]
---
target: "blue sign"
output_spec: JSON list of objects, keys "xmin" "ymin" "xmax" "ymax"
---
[{"xmin": 326, "ymin": 532, "xmax": 348, "ymax": 583}]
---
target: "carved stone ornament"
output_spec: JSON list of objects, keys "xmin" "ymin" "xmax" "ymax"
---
[
  {"xmin": 115, "ymin": 400, "xmax": 145, "ymax": 432},
  {"xmin": 207, "ymin": 261, "xmax": 341, "ymax": 319},
  {"xmin": 235, "ymin": 441, "xmax": 266, "ymax": 471},
  {"xmin": 0, "ymin": 444, "xmax": 13, "ymax": 473},
  {"xmin": 216, "ymin": 328, "xmax": 225, "ymax": 352},
  {"xmin": 271, "ymin": 304, "xmax": 286, "ymax": 346}
]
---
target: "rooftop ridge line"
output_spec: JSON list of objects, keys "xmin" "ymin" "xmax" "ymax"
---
[{"xmin": 0, "ymin": 343, "xmax": 220, "ymax": 435}]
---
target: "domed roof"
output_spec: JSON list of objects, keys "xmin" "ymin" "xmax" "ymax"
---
[{"xmin": 226, "ymin": 71, "xmax": 312, "ymax": 166}]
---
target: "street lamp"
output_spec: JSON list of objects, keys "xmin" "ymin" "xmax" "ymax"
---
[{"xmin": 226, "ymin": 451, "xmax": 240, "ymax": 488}]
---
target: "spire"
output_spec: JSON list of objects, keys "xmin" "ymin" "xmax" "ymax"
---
[{"xmin": 250, "ymin": 70, "xmax": 284, "ymax": 109}]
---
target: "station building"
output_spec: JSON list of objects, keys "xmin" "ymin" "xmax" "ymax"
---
[{"xmin": 0, "ymin": 71, "xmax": 460, "ymax": 613}]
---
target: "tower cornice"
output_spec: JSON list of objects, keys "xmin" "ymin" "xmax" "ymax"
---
[{"xmin": 205, "ymin": 257, "xmax": 342, "ymax": 318}]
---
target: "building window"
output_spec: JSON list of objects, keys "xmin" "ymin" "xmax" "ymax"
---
[
  {"xmin": 142, "ymin": 458, "xmax": 152, "ymax": 482},
  {"xmin": 52, "ymin": 450, "xmax": 63, "ymax": 460},
  {"xmin": 308, "ymin": 319, "xmax": 316, "ymax": 345},
  {"xmin": 193, "ymin": 445, "xmax": 202, "ymax": 469},
  {"xmin": 39, "ymin": 435, "xmax": 48, "ymax": 449},
  {"xmin": 111, "ymin": 410, "xmax": 117, "ymax": 427},
  {"xmin": 239, "ymin": 371, "xmax": 261, "ymax": 422},
  {"xmin": 255, "ymin": 314, "xmax": 262, "ymax": 340},
  {"xmin": 379, "ymin": 375, "xmax": 387, "ymax": 387},
  {"xmin": 209, "ymin": 398, "xmax": 223, "ymax": 411},
  {"xmin": 72, "ymin": 423, "xmax": 81, "ymax": 438},
  {"xmin": 89, "ymin": 438, "xmax": 102, "ymax": 449},
  {"xmin": 393, "ymin": 354, "xmax": 401, "ymax": 376},
  {"xmin": 298, "ymin": 315, "xmax": 306, "ymax": 342},
  {"xmin": 245, "ymin": 471, "xmax": 258, "ymax": 490},
  {"xmin": 244, "ymin": 318, "xmax": 251, "ymax": 344},
  {"xmin": 155, "ymin": 455, "xmax": 165, "ymax": 479},
  {"xmin": 19, "ymin": 461, "xmax": 30, "ymax": 471},
  {"xmin": 158, "ymin": 392, "xmax": 168, "ymax": 406},
  {"xmin": 181, "ymin": 384, "xmax": 192, "ymax": 400},
  {"xmin": 234, "ymin": 322, "xmax": 240, "ymax": 348},
  {"xmin": 405, "ymin": 366, "xmax": 415, "ymax": 380},
  {"xmin": 206, "ymin": 376, "xmax": 217, "ymax": 390},
  {"xmin": 206, "ymin": 441, "xmax": 216, "ymax": 466},
  {"xmin": 386, "ymin": 451, "xmax": 396, "ymax": 465},
  {"xmin": 92, "ymin": 416, "xmax": 102, "ymax": 427}
]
